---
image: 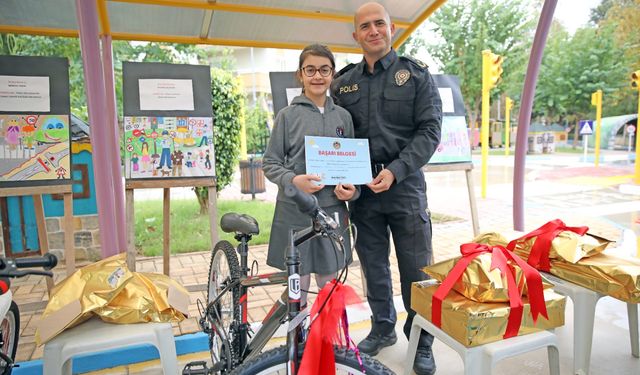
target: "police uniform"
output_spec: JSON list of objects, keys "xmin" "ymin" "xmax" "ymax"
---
[{"xmin": 332, "ymin": 49, "xmax": 442, "ymax": 347}]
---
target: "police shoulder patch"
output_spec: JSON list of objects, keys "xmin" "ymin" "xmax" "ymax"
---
[
  {"xmin": 400, "ymin": 56, "xmax": 428, "ymax": 70},
  {"xmin": 335, "ymin": 63, "xmax": 356, "ymax": 78}
]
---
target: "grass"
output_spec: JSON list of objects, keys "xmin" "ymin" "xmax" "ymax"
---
[
  {"xmin": 134, "ymin": 199, "xmax": 462, "ymax": 256},
  {"xmin": 134, "ymin": 199, "xmax": 275, "ymax": 256}
]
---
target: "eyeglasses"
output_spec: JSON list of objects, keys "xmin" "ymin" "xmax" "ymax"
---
[{"xmin": 301, "ymin": 65, "xmax": 333, "ymax": 77}]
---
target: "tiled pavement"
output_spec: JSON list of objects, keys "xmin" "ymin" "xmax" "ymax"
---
[{"xmin": 10, "ymin": 152, "xmax": 640, "ymax": 373}]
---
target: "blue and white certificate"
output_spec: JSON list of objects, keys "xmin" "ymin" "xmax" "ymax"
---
[{"xmin": 304, "ymin": 136, "xmax": 372, "ymax": 185}]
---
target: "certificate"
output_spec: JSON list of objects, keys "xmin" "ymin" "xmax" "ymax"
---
[{"xmin": 305, "ymin": 136, "xmax": 372, "ymax": 185}]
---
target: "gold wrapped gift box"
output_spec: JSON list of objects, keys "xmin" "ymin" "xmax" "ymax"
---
[
  {"xmin": 477, "ymin": 230, "xmax": 640, "ymax": 303},
  {"xmin": 545, "ymin": 253, "xmax": 640, "ymax": 303},
  {"xmin": 411, "ymin": 280, "xmax": 566, "ymax": 347},
  {"xmin": 511, "ymin": 231, "xmax": 611, "ymax": 264},
  {"xmin": 424, "ymin": 253, "xmax": 553, "ymax": 303},
  {"xmin": 36, "ymin": 254, "xmax": 189, "ymax": 345}
]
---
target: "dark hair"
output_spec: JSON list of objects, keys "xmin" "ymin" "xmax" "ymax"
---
[{"xmin": 298, "ymin": 44, "xmax": 335, "ymax": 70}]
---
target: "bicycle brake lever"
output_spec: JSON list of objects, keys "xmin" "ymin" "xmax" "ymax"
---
[{"xmin": 7, "ymin": 270, "xmax": 53, "ymax": 278}]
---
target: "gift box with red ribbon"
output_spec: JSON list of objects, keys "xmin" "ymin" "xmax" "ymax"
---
[
  {"xmin": 507, "ymin": 219, "xmax": 640, "ymax": 303},
  {"xmin": 412, "ymin": 243, "xmax": 566, "ymax": 347}
]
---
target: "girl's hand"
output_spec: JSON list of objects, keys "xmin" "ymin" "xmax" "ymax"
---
[
  {"xmin": 292, "ymin": 174, "xmax": 324, "ymax": 194},
  {"xmin": 334, "ymin": 183, "xmax": 356, "ymax": 201}
]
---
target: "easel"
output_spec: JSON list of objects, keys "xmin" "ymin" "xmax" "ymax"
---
[
  {"xmin": 423, "ymin": 162, "xmax": 480, "ymax": 236},
  {"xmin": 0, "ymin": 184, "xmax": 76, "ymax": 292},
  {"xmin": 125, "ymin": 177, "xmax": 217, "ymax": 275}
]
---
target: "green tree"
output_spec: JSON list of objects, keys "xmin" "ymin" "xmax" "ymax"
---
[
  {"xmin": 244, "ymin": 101, "xmax": 271, "ymax": 155},
  {"xmin": 193, "ymin": 68, "xmax": 244, "ymax": 214},
  {"xmin": 425, "ymin": 0, "xmax": 536, "ymax": 127},
  {"xmin": 534, "ymin": 24, "xmax": 628, "ymax": 122}
]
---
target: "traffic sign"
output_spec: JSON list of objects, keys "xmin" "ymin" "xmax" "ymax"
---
[
  {"xmin": 579, "ymin": 120, "xmax": 594, "ymax": 135},
  {"xmin": 627, "ymin": 125, "xmax": 636, "ymax": 134}
]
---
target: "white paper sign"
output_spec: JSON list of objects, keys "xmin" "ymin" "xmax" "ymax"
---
[
  {"xmin": 139, "ymin": 79, "xmax": 194, "ymax": 111},
  {"xmin": 0, "ymin": 75, "xmax": 50, "ymax": 112},
  {"xmin": 285, "ymin": 88, "xmax": 302, "ymax": 105},
  {"xmin": 438, "ymin": 87, "xmax": 455, "ymax": 113}
]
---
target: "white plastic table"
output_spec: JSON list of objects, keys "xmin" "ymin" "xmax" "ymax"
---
[
  {"xmin": 404, "ymin": 314, "xmax": 560, "ymax": 375},
  {"xmin": 543, "ymin": 272, "xmax": 639, "ymax": 375}
]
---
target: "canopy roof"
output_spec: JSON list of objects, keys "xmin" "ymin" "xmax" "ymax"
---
[{"xmin": 0, "ymin": 0, "xmax": 446, "ymax": 53}]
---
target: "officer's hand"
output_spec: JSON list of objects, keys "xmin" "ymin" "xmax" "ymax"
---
[
  {"xmin": 367, "ymin": 169, "xmax": 395, "ymax": 193},
  {"xmin": 292, "ymin": 174, "xmax": 324, "ymax": 194},
  {"xmin": 334, "ymin": 183, "xmax": 356, "ymax": 201}
]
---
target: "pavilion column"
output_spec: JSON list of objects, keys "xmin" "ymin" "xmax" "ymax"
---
[
  {"xmin": 100, "ymin": 34, "xmax": 127, "ymax": 254},
  {"xmin": 75, "ymin": 0, "xmax": 121, "ymax": 257},
  {"xmin": 513, "ymin": 0, "xmax": 558, "ymax": 231}
]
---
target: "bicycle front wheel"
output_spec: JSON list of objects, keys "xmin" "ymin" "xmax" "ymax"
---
[
  {"xmin": 207, "ymin": 240, "xmax": 241, "ymax": 369},
  {"xmin": 230, "ymin": 345, "xmax": 395, "ymax": 375}
]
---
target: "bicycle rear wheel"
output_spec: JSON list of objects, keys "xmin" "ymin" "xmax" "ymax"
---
[
  {"xmin": 207, "ymin": 240, "xmax": 242, "ymax": 370},
  {"xmin": 229, "ymin": 345, "xmax": 395, "ymax": 375}
]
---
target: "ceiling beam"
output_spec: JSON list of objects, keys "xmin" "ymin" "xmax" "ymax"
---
[
  {"xmin": 199, "ymin": 0, "xmax": 216, "ymax": 39},
  {"xmin": 110, "ymin": 31, "xmax": 362, "ymax": 53},
  {"xmin": 392, "ymin": 0, "xmax": 447, "ymax": 50},
  {"xmin": 97, "ymin": 0, "xmax": 112, "ymax": 35},
  {"xmin": 108, "ymin": 0, "xmax": 412, "ymax": 28},
  {"xmin": 0, "ymin": 25, "xmax": 78, "ymax": 38},
  {"xmin": 0, "ymin": 24, "xmax": 361, "ymax": 52}
]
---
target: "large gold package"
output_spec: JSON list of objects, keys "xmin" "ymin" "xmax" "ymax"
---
[
  {"xmin": 481, "ymin": 226, "xmax": 640, "ymax": 303},
  {"xmin": 512, "ymin": 231, "xmax": 611, "ymax": 264},
  {"xmin": 96, "ymin": 272, "xmax": 190, "ymax": 323},
  {"xmin": 411, "ymin": 280, "xmax": 566, "ymax": 347},
  {"xmin": 547, "ymin": 253, "xmax": 640, "ymax": 303},
  {"xmin": 424, "ymin": 254, "xmax": 553, "ymax": 303},
  {"xmin": 36, "ymin": 254, "xmax": 189, "ymax": 345}
]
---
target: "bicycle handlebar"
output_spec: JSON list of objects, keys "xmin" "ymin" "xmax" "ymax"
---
[
  {"xmin": 284, "ymin": 183, "xmax": 342, "ymax": 242},
  {"xmin": 0, "ymin": 253, "xmax": 58, "ymax": 278}
]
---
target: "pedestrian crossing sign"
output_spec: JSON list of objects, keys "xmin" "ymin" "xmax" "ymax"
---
[{"xmin": 579, "ymin": 120, "xmax": 594, "ymax": 135}]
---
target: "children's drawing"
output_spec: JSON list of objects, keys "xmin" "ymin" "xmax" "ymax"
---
[
  {"xmin": 123, "ymin": 116, "xmax": 215, "ymax": 179},
  {"xmin": 0, "ymin": 114, "xmax": 71, "ymax": 184}
]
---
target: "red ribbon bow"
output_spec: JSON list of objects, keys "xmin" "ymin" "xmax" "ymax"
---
[
  {"xmin": 298, "ymin": 280, "xmax": 361, "ymax": 375},
  {"xmin": 432, "ymin": 243, "xmax": 548, "ymax": 339},
  {"xmin": 506, "ymin": 219, "xmax": 588, "ymax": 272}
]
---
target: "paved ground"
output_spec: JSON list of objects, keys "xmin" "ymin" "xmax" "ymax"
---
[{"xmin": 10, "ymin": 150, "xmax": 640, "ymax": 374}]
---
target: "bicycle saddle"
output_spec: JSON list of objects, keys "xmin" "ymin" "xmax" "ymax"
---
[{"xmin": 220, "ymin": 212, "xmax": 260, "ymax": 235}]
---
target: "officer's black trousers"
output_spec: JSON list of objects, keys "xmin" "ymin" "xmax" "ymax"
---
[{"xmin": 351, "ymin": 170, "xmax": 434, "ymax": 348}]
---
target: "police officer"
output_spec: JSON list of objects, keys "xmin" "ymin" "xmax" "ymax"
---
[{"xmin": 331, "ymin": 3, "xmax": 442, "ymax": 375}]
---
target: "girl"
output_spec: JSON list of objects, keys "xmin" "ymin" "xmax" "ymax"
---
[
  {"xmin": 263, "ymin": 44, "xmax": 357, "ymax": 307},
  {"xmin": 140, "ymin": 142, "xmax": 151, "ymax": 172},
  {"xmin": 131, "ymin": 153, "xmax": 140, "ymax": 172}
]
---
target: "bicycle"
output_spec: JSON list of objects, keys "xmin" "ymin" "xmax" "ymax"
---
[
  {"xmin": 0, "ymin": 253, "xmax": 58, "ymax": 375},
  {"xmin": 183, "ymin": 184, "xmax": 394, "ymax": 374}
]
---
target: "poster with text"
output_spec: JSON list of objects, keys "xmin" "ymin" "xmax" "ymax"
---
[
  {"xmin": 0, "ymin": 56, "xmax": 71, "ymax": 187},
  {"xmin": 122, "ymin": 62, "xmax": 214, "ymax": 180},
  {"xmin": 430, "ymin": 75, "xmax": 471, "ymax": 164}
]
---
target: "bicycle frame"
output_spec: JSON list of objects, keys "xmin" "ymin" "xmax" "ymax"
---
[{"xmin": 206, "ymin": 223, "xmax": 324, "ymax": 373}]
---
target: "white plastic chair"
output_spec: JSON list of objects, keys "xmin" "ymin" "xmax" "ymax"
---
[
  {"xmin": 543, "ymin": 272, "xmax": 639, "ymax": 375},
  {"xmin": 404, "ymin": 314, "xmax": 560, "ymax": 375},
  {"xmin": 42, "ymin": 317, "xmax": 178, "ymax": 375}
]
